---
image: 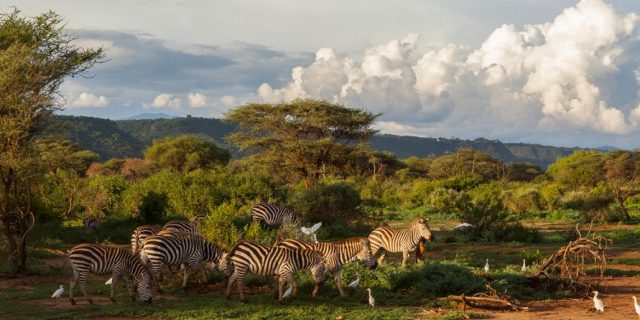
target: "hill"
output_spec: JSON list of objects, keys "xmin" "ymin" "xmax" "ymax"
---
[{"xmin": 53, "ymin": 115, "xmax": 578, "ymax": 168}]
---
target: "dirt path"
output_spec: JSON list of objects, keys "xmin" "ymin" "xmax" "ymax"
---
[{"xmin": 473, "ymin": 276, "xmax": 640, "ymax": 319}]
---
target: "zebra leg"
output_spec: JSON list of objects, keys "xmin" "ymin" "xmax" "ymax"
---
[
  {"xmin": 291, "ymin": 278, "xmax": 299, "ymax": 299},
  {"xmin": 69, "ymin": 271, "xmax": 78, "ymax": 305},
  {"xmin": 273, "ymin": 276, "xmax": 280, "ymax": 299},
  {"xmin": 181, "ymin": 264, "xmax": 193, "ymax": 290},
  {"xmin": 377, "ymin": 250, "xmax": 387, "ymax": 265},
  {"xmin": 235, "ymin": 268, "xmax": 247, "ymax": 303},
  {"xmin": 334, "ymin": 271, "xmax": 345, "ymax": 297},
  {"xmin": 277, "ymin": 276, "xmax": 286, "ymax": 303},
  {"xmin": 78, "ymin": 272, "xmax": 93, "ymax": 304},
  {"xmin": 151, "ymin": 263, "xmax": 164, "ymax": 294},
  {"xmin": 401, "ymin": 250, "xmax": 412, "ymax": 267}
]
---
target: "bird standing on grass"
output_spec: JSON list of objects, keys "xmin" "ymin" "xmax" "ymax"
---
[
  {"xmin": 521, "ymin": 259, "xmax": 526, "ymax": 272},
  {"xmin": 484, "ymin": 259, "xmax": 490, "ymax": 273},
  {"xmin": 593, "ymin": 291, "xmax": 604, "ymax": 313},
  {"xmin": 366, "ymin": 288, "xmax": 375, "ymax": 308},
  {"xmin": 51, "ymin": 285, "xmax": 64, "ymax": 303},
  {"xmin": 282, "ymin": 284, "xmax": 292, "ymax": 299},
  {"xmin": 633, "ymin": 296, "xmax": 640, "ymax": 318},
  {"xmin": 347, "ymin": 272, "xmax": 360, "ymax": 289}
]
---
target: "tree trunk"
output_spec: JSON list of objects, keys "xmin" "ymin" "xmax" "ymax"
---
[{"xmin": 617, "ymin": 195, "xmax": 631, "ymax": 220}]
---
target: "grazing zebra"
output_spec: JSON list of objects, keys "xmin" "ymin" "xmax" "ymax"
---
[
  {"xmin": 276, "ymin": 237, "xmax": 377, "ymax": 297},
  {"xmin": 140, "ymin": 233, "xmax": 229, "ymax": 291},
  {"xmin": 368, "ymin": 217, "xmax": 433, "ymax": 266},
  {"xmin": 250, "ymin": 204, "xmax": 302, "ymax": 228},
  {"xmin": 161, "ymin": 220, "xmax": 199, "ymax": 235},
  {"xmin": 130, "ymin": 225, "xmax": 161, "ymax": 254},
  {"xmin": 68, "ymin": 244, "xmax": 152, "ymax": 304},
  {"xmin": 226, "ymin": 241, "xmax": 325, "ymax": 302}
]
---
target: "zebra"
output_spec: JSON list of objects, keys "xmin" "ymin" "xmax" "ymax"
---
[
  {"xmin": 276, "ymin": 237, "xmax": 377, "ymax": 297},
  {"xmin": 368, "ymin": 217, "xmax": 433, "ymax": 266},
  {"xmin": 250, "ymin": 204, "xmax": 302, "ymax": 228},
  {"xmin": 161, "ymin": 220, "xmax": 199, "ymax": 235},
  {"xmin": 140, "ymin": 233, "xmax": 230, "ymax": 292},
  {"xmin": 225, "ymin": 241, "xmax": 325, "ymax": 302},
  {"xmin": 67, "ymin": 244, "xmax": 152, "ymax": 305},
  {"xmin": 130, "ymin": 224, "xmax": 161, "ymax": 254}
]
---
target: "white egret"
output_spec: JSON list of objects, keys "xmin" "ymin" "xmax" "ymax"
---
[
  {"xmin": 347, "ymin": 272, "xmax": 360, "ymax": 289},
  {"xmin": 633, "ymin": 296, "xmax": 640, "ymax": 317},
  {"xmin": 105, "ymin": 277, "xmax": 112, "ymax": 285},
  {"xmin": 521, "ymin": 259, "xmax": 526, "ymax": 272},
  {"xmin": 51, "ymin": 284, "xmax": 64, "ymax": 303},
  {"xmin": 366, "ymin": 288, "xmax": 375, "ymax": 308},
  {"xmin": 484, "ymin": 259, "xmax": 490, "ymax": 273},
  {"xmin": 300, "ymin": 222, "xmax": 322, "ymax": 236},
  {"xmin": 593, "ymin": 291, "xmax": 604, "ymax": 313},
  {"xmin": 282, "ymin": 284, "xmax": 292, "ymax": 299},
  {"xmin": 453, "ymin": 223, "xmax": 474, "ymax": 229}
]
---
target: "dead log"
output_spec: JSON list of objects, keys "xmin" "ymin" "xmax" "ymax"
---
[{"xmin": 447, "ymin": 295, "xmax": 527, "ymax": 311}]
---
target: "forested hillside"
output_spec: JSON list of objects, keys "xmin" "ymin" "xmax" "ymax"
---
[{"xmin": 54, "ymin": 115, "xmax": 577, "ymax": 167}]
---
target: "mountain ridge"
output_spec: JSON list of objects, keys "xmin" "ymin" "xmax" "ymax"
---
[{"xmin": 53, "ymin": 115, "xmax": 580, "ymax": 168}]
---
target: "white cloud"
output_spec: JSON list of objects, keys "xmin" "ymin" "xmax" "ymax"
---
[
  {"xmin": 257, "ymin": 0, "xmax": 640, "ymax": 138},
  {"xmin": 150, "ymin": 93, "xmax": 181, "ymax": 108},
  {"xmin": 220, "ymin": 95, "xmax": 237, "ymax": 106},
  {"xmin": 67, "ymin": 92, "xmax": 109, "ymax": 108},
  {"xmin": 187, "ymin": 92, "xmax": 209, "ymax": 108}
]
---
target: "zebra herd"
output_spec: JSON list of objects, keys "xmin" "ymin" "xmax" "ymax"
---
[{"xmin": 64, "ymin": 203, "xmax": 433, "ymax": 305}]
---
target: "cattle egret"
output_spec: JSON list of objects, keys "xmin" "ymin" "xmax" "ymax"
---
[
  {"xmin": 521, "ymin": 259, "xmax": 526, "ymax": 272},
  {"xmin": 301, "ymin": 222, "xmax": 322, "ymax": 237},
  {"xmin": 105, "ymin": 277, "xmax": 112, "ymax": 285},
  {"xmin": 282, "ymin": 284, "xmax": 292, "ymax": 299},
  {"xmin": 593, "ymin": 291, "xmax": 604, "ymax": 313},
  {"xmin": 484, "ymin": 259, "xmax": 490, "ymax": 273},
  {"xmin": 51, "ymin": 285, "xmax": 64, "ymax": 302},
  {"xmin": 453, "ymin": 223, "xmax": 474, "ymax": 229},
  {"xmin": 366, "ymin": 288, "xmax": 375, "ymax": 307},
  {"xmin": 347, "ymin": 272, "xmax": 360, "ymax": 289},
  {"xmin": 633, "ymin": 296, "xmax": 640, "ymax": 317}
]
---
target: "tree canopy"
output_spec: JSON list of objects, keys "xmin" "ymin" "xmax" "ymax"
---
[
  {"xmin": 225, "ymin": 99, "xmax": 379, "ymax": 185},
  {"xmin": 143, "ymin": 135, "xmax": 230, "ymax": 172},
  {"xmin": 0, "ymin": 9, "xmax": 103, "ymax": 272}
]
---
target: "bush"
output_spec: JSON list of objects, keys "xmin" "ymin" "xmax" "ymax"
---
[
  {"xmin": 289, "ymin": 182, "xmax": 362, "ymax": 223},
  {"xmin": 429, "ymin": 188, "xmax": 467, "ymax": 215},
  {"xmin": 503, "ymin": 186, "xmax": 542, "ymax": 216},
  {"xmin": 138, "ymin": 191, "xmax": 168, "ymax": 224},
  {"xmin": 201, "ymin": 202, "xmax": 241, "ymax": 248}
]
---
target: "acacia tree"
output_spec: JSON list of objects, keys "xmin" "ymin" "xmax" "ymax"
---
[
  {"xmin": 143, "ymin": 135, "xmax": 230, "ymax": 173},
  {"xmin": 225, "ymin": 99, "xmax": 379, "ymax": 185},
  {"xmin": 0, "ymin": 10, "xmax": 102, "ymax": 272},
  {"xmin": 604, "ymin": 151, "xmax": 639, "ymax": 220}
]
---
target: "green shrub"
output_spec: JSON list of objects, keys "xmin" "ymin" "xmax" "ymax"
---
[
  {"xmin": 201, "ymin": 202, "xmax": 241, "ymax": 248},
  {"xmin": 289, "ymin": 182, "xmax": 362, "ymax": 223},
  {"xmin": 430, "ymin": 188, "xmax": 467, "ymax": 214},
  {"xmin": 138, "ymin": 191, "xmax": 168, "ymax": 224}
]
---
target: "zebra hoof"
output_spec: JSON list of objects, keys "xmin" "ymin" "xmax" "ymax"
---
[{"xmin": 69, "ymin": 298, "xmax": 76, "ymax": 305}]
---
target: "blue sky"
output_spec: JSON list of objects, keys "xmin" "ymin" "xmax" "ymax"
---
[{"xmin": 7, "ymin": 0, "xmax": 640, "ymax": 148}]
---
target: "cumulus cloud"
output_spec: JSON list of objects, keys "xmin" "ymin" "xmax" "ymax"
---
[
  {"xmin": 257, "ymin": 0, "xmax": 640, "ymax": 140},
  {"xmin": 66, "ymin": 92, "xmax": 109, "ymax": 108},
  {"xmin": 220, "ymin": 95, "xmax": 237, "ymax": 106},
  {"xmin": 150, "ymin": 93, "xmax": 181, "ymax": 108},
  {"xmin": 187, "ymin": 92, "xmax": 209, "ymax": 108}
]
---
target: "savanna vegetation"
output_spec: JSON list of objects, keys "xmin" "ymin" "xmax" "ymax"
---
[{"xmin": 2, "ymin": 8, "xmax": 640, "ymax": 320}]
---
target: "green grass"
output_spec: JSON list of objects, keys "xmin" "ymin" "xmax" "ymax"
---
[{"xmin": 0, "ymin": 277, "xmax": 420, "ymax": 320}]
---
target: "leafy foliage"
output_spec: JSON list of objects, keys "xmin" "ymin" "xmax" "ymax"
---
[{"xmin": 144, "ymin": 135, "xmax": 230, "ymax": 172}]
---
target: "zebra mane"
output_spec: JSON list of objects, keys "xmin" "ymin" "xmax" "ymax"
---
[
  {"xmin": 410, "ymin": 217, "xmax": 427, "ymax": 226},
  {"xmin": 332, "ymin": 237, "xmax": 367, "ymax": 245}
]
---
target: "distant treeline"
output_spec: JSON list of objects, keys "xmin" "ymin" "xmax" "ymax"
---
[{"xmin": 53, "ymin": 115, "xmax": 579, "ymax": 168}]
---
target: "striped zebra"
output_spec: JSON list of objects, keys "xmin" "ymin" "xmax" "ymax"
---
[
  {"xmin": 140, "ymin": 233, "xmax": 230, "ymax": 291},
  {"xmin": 68, "ymin": 244, "xmax": 152, "ymax": 304},
  {"xmin": 226, "ymin": 241, "xmax": 325, "ymax": 302},
  {"xmin": 161, "ymin": 220, "xmax": 199, "ymax": 235},
  {"xmin": 276, "ymin": 237, "xmax": 377, "ymax": 297},
  {"xmin": 368, "ymin": 217, "xmax": 433, "ymax": 266},
  {"xmin": 130, "ymin": 225, "xmax": 161, "ymax": 254},
  {"xmin": 250, "ymin": 204, "xmax": 302, "ymax": 228}
]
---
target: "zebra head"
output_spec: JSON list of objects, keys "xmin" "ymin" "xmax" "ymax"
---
[
  {"xmin": 356, "ymin": 239, "xmax": 378, "ymax": 270},
  {"xmin": 136, "ymin": 268, "xmax": 153, "ymax": 303},
  {"xmin": 310, "ymin": 254, "xmax": 326, "ymax": 285},
  {"xmin": 412, "ymin": 217, "xmax": 433, "ymax": 242},
  {"xmin": 216, "ymin": 252, "xmax": 233, "ymax": 276}
]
